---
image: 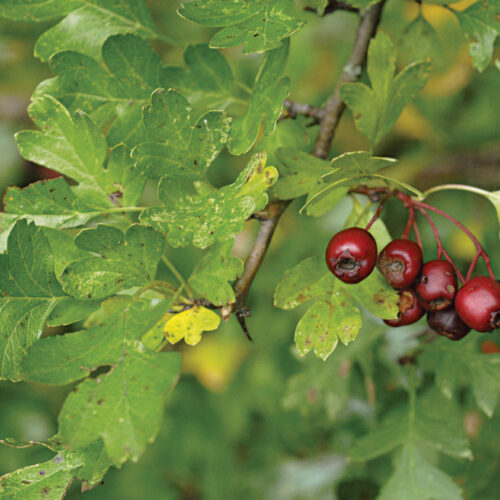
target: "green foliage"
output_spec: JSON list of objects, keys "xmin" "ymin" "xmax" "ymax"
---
[
  {"xmin": 0, "ymin": 0, "xmax": 499, "ymax": 497},
  {"xmin": 454, "ymin": 0, "xmax": 499, "ymax": 72},
  {"xmin": 140, "ymin": 153, "xmax": 278, "ymax": 248},
  {"xmin": 132, "ymin": 88, "xmax": 231, "ymax": 180},
  {"xmin": 229, "ymin": 40, "xmax": 291, "ymax": 154},
  {"xmin": 178, "ymin": 0, "xmax": 305, "ymax": 53},
  {"xmin": 341, "ymin": 32, "xmax": 431, "ymax": 145}
]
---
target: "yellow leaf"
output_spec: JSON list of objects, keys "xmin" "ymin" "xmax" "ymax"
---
[{"xmin": 164, "ymin": 306, "xmax": 220, "ymax": 346}]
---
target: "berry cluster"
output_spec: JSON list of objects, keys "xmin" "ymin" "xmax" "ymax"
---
[{"xmin": 325, "ymin": 188, "xmax": 500, "ymax": 340}]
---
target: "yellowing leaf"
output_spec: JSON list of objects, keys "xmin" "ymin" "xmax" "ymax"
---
[{"xmin": 164, "ymin": 306, "xmax": 220, "ymax": 346}]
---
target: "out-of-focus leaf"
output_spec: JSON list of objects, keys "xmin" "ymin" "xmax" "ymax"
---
[
  {"xmin": 229, "ymin": 41, "xmax": 290, "ymax": 155},
  {"xmin": 454, "ymin": 0, "xmax": 499, "ymax": 72},
  {"xmin": 164, "ymin": 306, "xmax": 220, "ymax": 346},
  {"xmin": 400, "ymin": 14, "xmax": 441, "ymax": 64},
  {"xmin": 141, "ymin": 153, "xmax": 278, "ymax": 248},
  {"xmin": 178, "ymin": 0, "xmax": 305, "ymax": 53},
  {"xmin": 132, "ymin": 89, "xmax": 231, "ymax": 180},
  {"xmin": 60, "ymin": 224, "xmax": 164, "ymax": 300},
  {"xmin": 341, "ymin": 32, "xmax": 431, "ymax": 144},
  {"xmin": 189, "ymin": 239, "xmax": 243, "ymax": 306},
  {"xmin": 421, "ymin": 337, "xmax": 500, "ymax": 417},
  {"xmin": 161, "ymin": 43, "xmax": 234, "ymax": 108},
  {"xmin": 0, "ymin": 0, "xmax": 164, "ymax": 62}
]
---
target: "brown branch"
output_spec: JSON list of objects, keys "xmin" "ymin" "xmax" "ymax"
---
[
  {"xmin": 225, "ymin": 2, "xmax": 387, "ymax": 338},
  {"xmin": 312, "ymin": 0, "xmax": 386, "ymax": 158},
  {"xmin": 282, "ymin": 99, "xmax": 325, "ymax": 122}
]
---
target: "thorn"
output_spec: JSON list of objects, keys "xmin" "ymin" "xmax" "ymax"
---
[{"xmin": 236, "ymin": 312, "xmax": 253, "ymax": 342}]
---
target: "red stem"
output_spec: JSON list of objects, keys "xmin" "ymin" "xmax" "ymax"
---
[
  {"xmin": 416, "ymin": 207, "xmax": 466, "ymax": 284},
  {"xmin": 402, "ymin": 207, "xmax": 415, "ymax": 239},
  {"xmin": 412, "ymin": 199, "xmax": 495, "ymax": 280},
  {"xmin": 365, "ymin": 195, "xmax": 390, "ymax": 231},
  {"xmin": 466, "ymin": 251, "xmax": 481, "ymax": 282},
  {"xmin": 412, "ymin": 218, "xmax": 423, "ymax": 250}
]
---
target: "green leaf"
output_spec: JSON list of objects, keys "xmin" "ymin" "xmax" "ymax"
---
[
  {"xmin": 140, "ymin": 153, "xmax": 278, "ymax": 248},
  {"xmin": 188, "ymin": 239, "xmax": 243, "ymax": 306},
  {"xmin": 60, "ymin": 224, "xmax": 164, "ymax": 300},
  {"xmin": 59, "ymin": 349, "xmax": 181, "ymax": 464},
  {"xmin": 0, "ymin": 1, "xmax": 80, "ymax": 22},
  {"xmin": 454, "ymin": 0, "xmax": 499, "ymax": 72},
  {"xmin": 302, "ymin": 151, "xmax": 396, "ymax": 215},
  {"xmin": 229, "ymin": 41, "xmax": 290, "ymax": 155},
  {"xmin": 0, "ymin": 439, "xmax": 113, "ymax": 496},
  {"xmin": 161, "ymin": 43, "xmax": 234, "ymax": 108},
  {"xmin": 421, "ymin": 337, "xmax": 500, "ymax": 417},
  {"xmin": 132, "ymin": 89, "xmax": 231, "ymax": 180},
  {"xmin": 274, "ymin": 256, "xmax": 332, "ymax": 310},
  {"xmin": 178, "ymin": 0, "xmax": 305, "ymax": 54},
  {"xmin": 44, "ymin": 34, "xmax": 161, "ymax": 147},
  {"xmin": 0, "ymin": 0, "xmax": 164, "ymax": 62},
  {"xmin": 16, "ymin": 97, "xmax": 111, "ymax": 208},
  {"xmin": 295, "ymin": 291, "xmax": 362, "ymax": 360},
  {"xmin": 47, "ymin": 297, "xmax": 101, "ymax": 327},
  {"xmin": 340, "ymin": 32, "xmax": 431, "ymax": 144},
  {"xmin": 400, "ymin": 14, "xmax": 441, "ymax": 64},
  {"xmin": 351, "ymin": 387, "xmax": 469, "ymax": 499},
  {"xmin": 344, "ymin": 0, "xmax": 380, "ymax": 7},
  {"xmin": 2, "ymin": 178, "xmax": 97, "ymax": 229},
  {"xmin": 0, "ymin": 220, "xmax": 67, "ymax": 380},
  {"xmin": 378, "ymin": 445, "xmax": 463, "ymax": 500}
]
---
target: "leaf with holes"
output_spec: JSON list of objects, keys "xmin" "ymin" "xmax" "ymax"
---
[{"xmin": 140, "ymin": 153, "xmax": 278, "ymax": 248}]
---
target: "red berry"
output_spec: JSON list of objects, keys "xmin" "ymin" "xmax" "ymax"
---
[
  {"xmin": 455, "ymin": 276, "xmax": 500, "ymax": 332},
  {"xmin": 378, "ymin": 239, "xmax": 423, "ymax": 289},
  {"xmin": 325, "ymin": 228, "xmax": 377, "ymax": 284},
  {"xmin": 416, "ymin": 260, "xmax": 457, "ymax": 311},
  {"xmin": 384, "ymin": 289, "xmax": 425, "ymax": 327},
  {"xmin": 427, "ymin": 307, "xmax": 470, "ymax": 341}
]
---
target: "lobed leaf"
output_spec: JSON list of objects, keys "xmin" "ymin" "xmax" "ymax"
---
[
  {"xmin": 340, "ymin": 32, "xmax": 431, "ymax": 144},
  {"xmin": 188, "ymin": 240, "xmax": 243, "ymax": 306},
  {"xmin": 140, "ymin": 153, "xmax": 278, "ymax": 248},
  {"xmin": 0, "ymin": 220, "xmax": 68, "ymax": 380},
  {"xmin": 132, "ymin": 89, "xmax": 231, "ymax": 180},
  {"xmin": 161, "ymin": 43, "xmax": 234, "ymax": 109},
  {"xmin": 60, "ymin": 224, "xmax": 164, "ymax": 300},
  {"xmin": 164, "ymin": 306, "xmax": 221, "ymax": 346},
  {"xmin": 454, "ymin": 0, "xmax": 499, "ymax": 72},
  {"xmin": 178, "ymin": 0, "xmax": 305, "ymax": 54},
  {"xmin": 229, "ymin": 40, "xmax": 290, "ymax": 155}
]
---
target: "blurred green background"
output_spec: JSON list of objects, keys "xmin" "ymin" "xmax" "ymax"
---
[{"xmin": 0, "ymin": 1, "xmax": 499, "ymax": 499}]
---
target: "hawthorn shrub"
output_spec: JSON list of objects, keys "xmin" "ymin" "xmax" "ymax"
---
[{"xmin": 0, "ymin": 0, "xmax": 499, "ymax": 499}]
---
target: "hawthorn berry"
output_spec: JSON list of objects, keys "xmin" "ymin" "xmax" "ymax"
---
[
  {"xmin": 325, "ymin": 228, "xmax": 377, "ymax": 284},
  {"xmin": 384, "ymin": 289, "xmax": 425, "ymax": 327},
  {"xmin": 427, "ymin": 307, "xmax": 470, "ymax": 341},
  {"xmin": 416, "ymin": 260, "xmax": 457, "ymax": 311},
  {"xmin": 455, "ymin": 276, "xmax": 500, "ymax": 332},
  {"xmin": 378, "ymin": 239, "xmax": 423, "ymax": 289}
]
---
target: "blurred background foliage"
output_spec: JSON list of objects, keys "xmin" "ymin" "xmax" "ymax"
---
[{"xmin": 0, "ymin": 0, "xmax": 499, "ymax": 498}]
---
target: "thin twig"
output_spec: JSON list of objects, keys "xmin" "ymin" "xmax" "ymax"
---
[
  {"xmin": 312, "ymin": 0, "xmax": 386, "ymax": 158},
  {"xmin": 282, "ymin": 99, "xmax": 325, "ymax": 122}
]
